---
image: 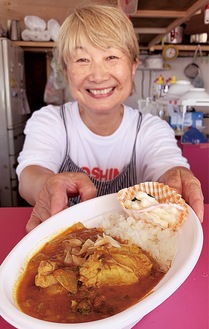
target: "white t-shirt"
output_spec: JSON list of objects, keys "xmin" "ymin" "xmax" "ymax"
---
[{"xmin": 16, "ymin": 102, "xmax": 189, "ymax": 182}]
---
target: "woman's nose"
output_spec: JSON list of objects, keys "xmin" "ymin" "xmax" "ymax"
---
[{"xmin": 88, "ymin": 62, "xmax": 109, "ymax": 82}]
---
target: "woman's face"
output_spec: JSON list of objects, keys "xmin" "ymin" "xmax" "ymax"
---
[{"xmin": 66, "ymin": 42, "xmax": 138, "ymax": 114}]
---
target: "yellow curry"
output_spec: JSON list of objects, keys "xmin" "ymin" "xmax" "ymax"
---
[{"xmin": 15, "ymin": 222, "xmax": 164, "ymax": 323}]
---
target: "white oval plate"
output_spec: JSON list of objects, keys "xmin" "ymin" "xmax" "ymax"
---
[{"xmin": 0, "ymin": 193, "xmax": 203, "ymax": 329}]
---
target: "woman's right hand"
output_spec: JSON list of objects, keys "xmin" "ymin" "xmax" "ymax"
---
[{"xmin": 24, "ymin": 171, "xmax": 97, "ymax": 232}]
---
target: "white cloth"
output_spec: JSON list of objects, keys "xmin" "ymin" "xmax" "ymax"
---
[
  {"xmin": 24, "ymin": 16, "xmax": 46, "ymax": 31},
  {"xmin": 16, "ymin": 102, "xmax": 189, "ymax": 182},
  {"xmin": 21, "ymin": 29, "xmax": 50, "ymax": 41},
  {"xmin": 47, "ymin": 19, "xmax": 60, "ymax": 42}
]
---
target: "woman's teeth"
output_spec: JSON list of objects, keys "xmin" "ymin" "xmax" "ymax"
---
[{"xmin": 88, "ymin": 88, "xmax": 114, "ymax": 95}]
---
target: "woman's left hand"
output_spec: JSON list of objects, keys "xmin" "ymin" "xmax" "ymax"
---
[{"xmin": 158, "ymin": 166, "xmax": 204, "ymax": 222}]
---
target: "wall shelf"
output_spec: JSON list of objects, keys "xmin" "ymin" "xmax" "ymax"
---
[
  {"xmin": 13, "ymin": 41, "xmax": 209, "ymax": 53},
  {"xmin": 13, "ymin": 41, "xmax": 55, "ymax": 51},
  {"xmin": 148, "ymin": 44, "xmax": 209, "ymax": 52},
  {"xmin": 137, "ymin": 67, "xmax": 169, "ymax": 71}
]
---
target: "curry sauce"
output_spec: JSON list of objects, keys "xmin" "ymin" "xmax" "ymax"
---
[{"xmin": 15, "ymin": 223, "xmax": 165, "ymax": 323}]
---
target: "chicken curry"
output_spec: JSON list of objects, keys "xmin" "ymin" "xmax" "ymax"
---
[{"xmin": 15, "ymin": 222, "xmax": 164, "ymax": 323}]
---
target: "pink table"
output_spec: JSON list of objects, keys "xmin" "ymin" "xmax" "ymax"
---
[{"xmin": 0, "ymin": 206, "xmax": 208, "ymax": 329}]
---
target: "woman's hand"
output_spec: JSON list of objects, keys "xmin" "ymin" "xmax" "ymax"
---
[
  {"xmin": 158, "ymin": 166, "xmax": 204, "ymax": 222},
  {"xmin": 25, "ymin": 172, "xmax": 97, "ymax": 232}
]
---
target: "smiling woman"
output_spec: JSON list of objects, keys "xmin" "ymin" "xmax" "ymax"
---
[{"xmin": 16, "ymin": 3, "xmax": 203, "ymax": 234}]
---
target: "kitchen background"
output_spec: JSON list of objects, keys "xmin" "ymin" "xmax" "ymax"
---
[
  {"xmin": 126, "ymin": 57, "xmax": 209, "ymax": 108},
  {"xmin": 0, "ymin": 0, "xmax": 209, "ymax": 206}
]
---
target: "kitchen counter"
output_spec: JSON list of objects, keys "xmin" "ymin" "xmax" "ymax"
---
[{"xmin": 0, "ymin": 206, "xmax": 208, "ymax": 329}]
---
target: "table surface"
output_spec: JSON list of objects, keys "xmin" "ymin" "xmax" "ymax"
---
[{"xmin": 0, "ymin": 206, "xmax": 208, "ymax": 329}]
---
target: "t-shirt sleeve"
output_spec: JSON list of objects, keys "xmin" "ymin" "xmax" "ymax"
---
[
  {"xmin": 16, "ymin": 105, "xmax": 67, "ymax": 179},
  {"xmin": 136, "ymin": 114, "xmax": 190, "ymax": 182}
]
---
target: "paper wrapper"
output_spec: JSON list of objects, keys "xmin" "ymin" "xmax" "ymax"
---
[{"xmin": 117, "ymin": 182, "xmax": 188, "ymax": 230}]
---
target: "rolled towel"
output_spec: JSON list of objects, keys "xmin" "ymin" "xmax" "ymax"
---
[
  {"xmin": 47, "ymin": 19, "xmax": 60, "ymax": 41},
  {"xmin": 21, "ymin": 29, "xmax": 32, "ymax": 41},
  {"xmin": 24, "ymin": 15, "xmax": 46, "ymax": 31},
  {"xmin": 21, "ymin": 29, "xmax": 50, "ymax": 41}
]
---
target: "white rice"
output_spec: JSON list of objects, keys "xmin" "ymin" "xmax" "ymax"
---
[{"xmin": 96, "ymin": 211, "xmax": 178, "ymax": 272}]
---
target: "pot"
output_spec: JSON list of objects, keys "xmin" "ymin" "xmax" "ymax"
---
[
  {"xmin": 184, "ymin": 62, "xmax": 200, "ymax": 80},
  {"xmin": 164, "ymin": 25, "xmax": 185, "ymax": 44}
]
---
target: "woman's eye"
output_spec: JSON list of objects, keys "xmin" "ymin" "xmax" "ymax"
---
[
  {"xmin": 76, "ymin": 58, "xmax": 89, "ymax": 63},
  {"xmin": 107, "ymin": 55, "xmax": 119, "ymax": 60}
]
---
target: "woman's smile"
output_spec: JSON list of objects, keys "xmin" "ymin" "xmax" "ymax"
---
[{"xmin": 86, "ymin": 87, "xmax": 115, "ymax": 97}]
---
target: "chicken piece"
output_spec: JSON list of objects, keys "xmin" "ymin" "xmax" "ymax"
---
[
  {"xmin": 35, "ymin": 260, "xmax": 78, "ymax": 294},
  {"xmin": 35, "ymin": 260, "xmax": 58, "ymax": 288},
  {"xmin": 111, "ymin": 244, "xmax": 153, "ymax": 278},
  {"xmin": 53, "ymin": 268, "xmax": 78, "ymax": 294},
  {"xmin": 79, "ymin": 244, "xmax": 153, "ymax": 287}
]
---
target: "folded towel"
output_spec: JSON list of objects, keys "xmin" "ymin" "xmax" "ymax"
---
[
  {"xmin": 24, "ymin": 15, "xmax": 46, "ymax": 31},
  {"xmin": 21, "ymin": 29, "xmax": 50, "ymax": 41}
]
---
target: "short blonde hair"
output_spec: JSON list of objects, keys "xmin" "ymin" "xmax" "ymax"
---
[{"xmin": 56, "ymin": 4, "xmax": 139, "ymax": 74}]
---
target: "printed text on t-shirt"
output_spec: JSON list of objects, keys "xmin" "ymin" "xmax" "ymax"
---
[{"xmin": 82, "ymin": 167, "xmax": 119, "ymax": 181}]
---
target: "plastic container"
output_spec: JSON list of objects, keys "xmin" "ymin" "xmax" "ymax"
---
[{"xmin": 164, "ymin": 25, "xmax": 185, "ymax": 44}]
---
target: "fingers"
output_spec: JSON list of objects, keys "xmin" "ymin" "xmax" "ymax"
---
[
  {"xmin": 188, "ymin": 193, "xmax": 204, "ymax": 223},
  {"xmin": 26, "ymin": 173, "xmax": 97, "ymax": 233},
  {"xmin": 72, "ymin": 174, "xmax": 97, "ymax": 201},
  {"xmin": 26, "ymin": 200, "xmax": 53, "ymax": 232},
  {"xmin": 158, "ymin": 166, "xmax": 204, "ymax": 223},
  {"xmin": 26, "ymin": 212, "xmax": 42, "ymax": 233},
  {"xmin": 176, "ymin": 170, "xmax": 204, "ymax": 222},
  {"xmin": 48, "ymin": 173, "xmax": 97, "ymax": 214},
  {"xmin": 48, "ymin": 183, "xmax": 70, "ymax": 216},
  {"xmin": 158, "ymin": 167, "xmax": 183, "ymax": 194},
  {"xmin": 183, "ymin": 177, "xmax": 204, "ymax": 222}
]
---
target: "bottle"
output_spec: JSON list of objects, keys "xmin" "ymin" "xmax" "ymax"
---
[
  {"xmin": 161, "ymin": 78, "xmax": 170, "ymax": 97},
  {"xmin": 156, "ymin": 75, "xmax": 164, "ymax": 98},
  {"xmin": 8, "ymin": 20, "xmax": 21, "ymax": 40}
]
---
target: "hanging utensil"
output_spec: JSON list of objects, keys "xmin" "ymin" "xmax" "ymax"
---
[
  {"xmin": 184, "ymin": 45, "xmax": 204, "ymax": 87},
  {"xmin": 184, "ymin": 62, "xmax": 199, "ymax": 80}
]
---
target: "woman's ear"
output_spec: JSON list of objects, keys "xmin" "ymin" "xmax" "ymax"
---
[{"xmin": 132, "ymin": 58, "xmax": 139, "ymax": 77}]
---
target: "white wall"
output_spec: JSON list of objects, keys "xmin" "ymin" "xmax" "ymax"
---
[{"xmin": 125, "ymin": 56, "xmax": 209, "ymax": 112}]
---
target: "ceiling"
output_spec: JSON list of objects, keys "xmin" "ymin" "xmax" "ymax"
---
[{"xmin": 120, "ymin": 0, "xmax": 209, "ymax": 48}]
